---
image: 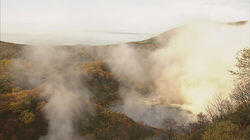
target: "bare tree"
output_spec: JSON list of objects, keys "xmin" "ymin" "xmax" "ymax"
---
[
  {"xmin": 231, "ymin": 83, "xmax": 249, "ymax": 106},
  {"xmin": 230, "ymin": 48, "xmax": 250, "ymax": 106},
  {"xmin": 161, "ymin": 118, "xmax": 177, "ymax": 140},
  {"xmin": 205, "ymin": 95, "xmax": 233, "ymax": 122},
  {"xmin": 206, "ymin": 48, "xmax": 249, "ymax": 122},
  {"xmin": 197, "ymin": 112, "xmax": 209, "ymax": 126}
]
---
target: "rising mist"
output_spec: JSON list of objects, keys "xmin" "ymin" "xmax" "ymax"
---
[{"xmin": 10, "ymin": 20, "xmax": 249, "ymax": 138}]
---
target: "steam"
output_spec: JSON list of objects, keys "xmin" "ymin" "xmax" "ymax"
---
[
  {"xmin": 104, "ymin": 44, "xmax": 151, "ymax": 84},
  {"xmin": 102, "ymin": 21, "xmax": 249, "ymax": 126},
  {"xmin": 14, "ymin": 46, "xmax": 92, "ymax": 140},
  {"xmin": 12, "ymin": 20, "xmax": 249, "ymax": 135},
  {"xmin": 40, "ymin": 76, "xmax": 91, "ymax": 140},
  {"xmin": 151, "ymin": 21, "xmax": 249, "ymax": 113},
  {"xmin": 111, "ymin": 88, "xmax": 195, "ymax": 128}
]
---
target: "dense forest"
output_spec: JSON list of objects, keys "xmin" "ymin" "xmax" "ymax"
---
[{"xmin": 0, "ymin": 40, "xmax": 249, "ymax": 140}]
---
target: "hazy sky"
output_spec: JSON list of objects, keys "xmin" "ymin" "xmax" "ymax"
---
[{"xmin": 1, "ymin": 0, "xmax": 249, "ymax": 45}]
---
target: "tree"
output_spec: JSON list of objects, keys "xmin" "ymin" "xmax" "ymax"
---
[
  {"xmin": 202, "ymin": 121, "xmax": 242, "ymax": 140},
  {"xmin": 230, "ymin": 48, "xmax": 250, "ymax": 106},
  {"xmin": 19, "ymin": 110, "xmax": 35, "ymax": 124},
  {"xmin": 185, "ymin": 48, "xmax": 250, "ymax": 140},
  {"xmin": 197, "ymin": 112, "xmax": 209, "ymax": 127},
  {"xmin": 161, "ymin": 118, "xmax": 177, "ymax": 140},
  {"xmin": 205, "ymin": 95, "xmax": 233, "ymax": 122}
]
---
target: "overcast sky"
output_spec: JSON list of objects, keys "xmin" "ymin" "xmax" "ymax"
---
[{"xmin": 1, "ymin": 0, "xmax": 249, "ymax": 45}]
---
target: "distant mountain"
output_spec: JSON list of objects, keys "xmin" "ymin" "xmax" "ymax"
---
[
  {"xmin": 1, "ymin": 21, "xmax": 248, "ymax": 50},
  {"xmin": 127, "ymin": 20, "xmax": 248, "ymax": 50}
]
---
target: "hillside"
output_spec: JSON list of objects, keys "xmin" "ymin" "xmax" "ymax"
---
[
  {"xmin": 0, "ymin": 20, "xmax": 249, "ymax": 140},
  {"xmin": 0, "ymin": 41, "xmax": 170, "ymax": 140}
]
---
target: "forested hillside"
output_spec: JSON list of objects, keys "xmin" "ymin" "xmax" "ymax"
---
[
  {"xmin": 0, "ymin": 40, "xmax": 249, "ymax": 140},
  {"xmin": 0, "ymin": 41, "xmax": 168, "ymax": 140},
  {"xmin": 0, "ymin": 20, "xmax": 249, "ymax": 140}
]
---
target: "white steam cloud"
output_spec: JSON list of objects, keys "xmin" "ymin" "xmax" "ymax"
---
[
  {"xmin": 12, "ymin": 20, "xmax": 249, "ymax": 134},
  {"xmin": 14, "ymin": 46, "xmax": 92, "ymax": 140},
  {"xmin": 102, "ymin": 21, "xmax": 249, "ymax": 126},
  {"xmin": 151, "ymin": 21, "xmax": 249, "ymax": 113}
]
